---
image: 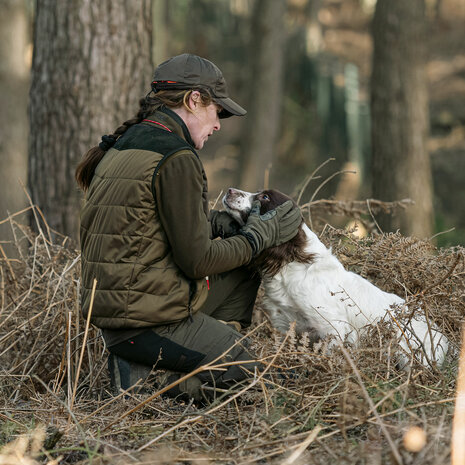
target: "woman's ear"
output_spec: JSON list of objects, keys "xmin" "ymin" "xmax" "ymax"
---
[{"xmin": 187, "ymin": 90, "xmax": 201, "ymax": 111}]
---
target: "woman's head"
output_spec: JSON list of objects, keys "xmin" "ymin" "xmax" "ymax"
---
[
  {"xmin": 149, "ymin": 54, "xmax": 247, "ymax": 149},
  {"xmin": 171, "ymin": 90, "xmax": 222, "ymax": 150},
  {"xmin": 143, "ymin": 87, "xmax": 221, "ymax": 149},
  {"xmin": 151, "ymin": 54, "xmax": 246, "ymax": 119}
]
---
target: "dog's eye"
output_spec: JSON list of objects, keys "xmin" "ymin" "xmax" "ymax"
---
[{"xmin": 262, "ymin": 194, "xmax": 269, "ymax": 201}]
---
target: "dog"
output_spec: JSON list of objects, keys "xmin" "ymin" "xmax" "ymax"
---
[{"xmin": 223, "ymin": 187, "xmax": 449, "ymax": 369}]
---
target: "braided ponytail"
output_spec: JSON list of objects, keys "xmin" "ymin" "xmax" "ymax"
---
[
  {"xmin": 75, "ymin": 88, "xmax": 213, "ymax": 192},
  {"xmin": 75, "ymin": 98, "xmax": 148, "ymax": 191}
]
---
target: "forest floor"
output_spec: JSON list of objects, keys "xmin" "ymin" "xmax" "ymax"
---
[{"xmin": 0, "ymin": 203, "xmax": 464, "ymax": 464}]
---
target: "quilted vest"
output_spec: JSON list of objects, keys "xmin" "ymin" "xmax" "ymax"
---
[{"xmin": 80, "ymin": 121, "xmax": 209, "ymax": 328}]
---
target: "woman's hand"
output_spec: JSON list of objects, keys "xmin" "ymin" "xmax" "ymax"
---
[{"xmin": 239, "ymin": 200, "xmax": 302, "ymax": 255}]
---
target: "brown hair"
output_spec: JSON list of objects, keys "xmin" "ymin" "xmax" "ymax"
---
[
  {"xmin": 254, "ymin": 225, "xmax": 316, "ymax": 277},
  {"xmin": 249, "ymin": 189, "xmax": 316, "ymax": 277},
  {"xmin": 75, "ymin": 88, "xmax": 213, "ymax": 192}
]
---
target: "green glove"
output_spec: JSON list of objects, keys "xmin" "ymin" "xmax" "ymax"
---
[
  {"xmin": 240, "ymin": 200, "xmax": 302, "ymax": 256},
  {"xmin": 210, "ymin": 210, "xmax": 240, "ymax": 239}
]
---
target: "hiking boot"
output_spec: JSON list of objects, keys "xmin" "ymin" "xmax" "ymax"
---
[
  {"xmin": 108, "ymin": 353, "xmax": 206, "ymax": 402},
  {"xmin": 108, "ymin": 353, "xmax": 153, "ymax": 395}
]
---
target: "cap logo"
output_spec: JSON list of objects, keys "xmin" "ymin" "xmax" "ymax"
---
[{"xmin": 152, "ymin": 80, "xmax": 178, "ymax": 85}]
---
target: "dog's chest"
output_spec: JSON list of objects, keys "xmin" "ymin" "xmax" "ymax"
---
[{"xmin": 260, "ymin": 263, "xmax": 347, "ymax": 335}]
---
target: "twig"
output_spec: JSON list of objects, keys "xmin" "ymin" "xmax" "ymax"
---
[
  {"xmin": 281, "ymin": 425, "xmax": 322, "ymax": 464},
  {"xmin": 306, "ymin": 168, "xmax": 356, "ymax": 229},
  {"xmin": 418, "ymin": 252, "xmax": 462, "ymax": 297},
  {"xmin": 309, "ymin": 169, "xmax": 357, "ymax": 205},
  {"xmin": 296, "ymin": 158, "xmax": 334, "ymax": 206},
  {"xmin": 79, "ymin": 379, "xmax": 144, "ymax": 425},
  {"xmin": 19, "ymin": 180, "xmax": 52, "ymax": 258},
  {"xmin": 0, "ymin": 411, "xmax": 27, "ymax": 429},
  {"xmin": 0, "ymin": 265, "xmax": 4, "ymax": 319},
  {"xmin": 366, "ymin": 199, "xmax": 383, "ymax": 233},
  {"xmin": 68, "ymin": 278, "xmax": 97, "ymax": 419},
  {"xmin": 67, "ymin": 311, "xmax": 72, "ymax": 402},
  {"xmin": 337, "ymin": 340, "xmax": 403, "ymax": 465},
  {"xmin": 452, "ymin": 322, "xmax": 465, "ymax": 465},
  {"xmin": 211, "ymin": 190, "xmax": 224, "ymax": 210},
  {"xmin": 430, "ymin": 227, "xmax": 456, "ymax": 241},
  {"xmin": 0, "ymin": 243, "xmax": 18, "ymax": 288},
  {"xmin": 0, "ymin": 206, "xmax": 34, "ymax": 226}
]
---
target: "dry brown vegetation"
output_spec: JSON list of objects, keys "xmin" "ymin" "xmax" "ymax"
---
[{"xmin": 0, "ymin": 202, "xmax": 464, "ymax": 465}]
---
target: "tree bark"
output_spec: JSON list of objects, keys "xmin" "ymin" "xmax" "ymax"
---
[
  {"xmin": 28, "ymin": 0, "xmax": 152, "ymax": 240},
  {"xmin": 370, "ymin": 0, "xmax": 433, "ymax": 238},
  {"xmin": 0, "ymin": 0, "xmax": 29, "ymax": 254},
  {"xmin": 239, "ymin": 0, "xmax": 286, "ymax": 191}
]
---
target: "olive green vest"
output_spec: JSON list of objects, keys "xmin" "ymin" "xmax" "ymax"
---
[{"xmin": 80, "ymin": 122, "xmax": 209, "ymax": 328}]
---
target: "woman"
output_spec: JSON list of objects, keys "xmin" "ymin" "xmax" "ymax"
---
[{"xmin": 76, "ymin": 54, "xmax": 301, "ymax": 401}]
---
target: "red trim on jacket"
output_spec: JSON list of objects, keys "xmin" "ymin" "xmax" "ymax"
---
[{"xmin": 143, "ymin": 119, "xmax": 173, "ymax": 132}]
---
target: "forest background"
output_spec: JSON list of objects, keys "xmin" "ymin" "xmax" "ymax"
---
[
  {"xmin": 1, "ymin": 0, "xmax": 465, "ymax": 249},
  {"xmin": 1, "ymin": 1, "xmax": 465, "ymax": 464}
]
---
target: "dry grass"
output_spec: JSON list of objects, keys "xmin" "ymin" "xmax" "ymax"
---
[{"xmin": 0, "ymin": 204, "xmax": 464, "ymax": 465}]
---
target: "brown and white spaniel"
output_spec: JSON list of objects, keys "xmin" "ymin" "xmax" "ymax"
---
[{"xmin": 223, "ymin": 187, "xmax": 449, "ymax": 369}]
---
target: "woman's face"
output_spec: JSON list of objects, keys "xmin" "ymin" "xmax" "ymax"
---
[{"xmin": 180, "ymin": 92, "xmax": 222, "ymax": 150}]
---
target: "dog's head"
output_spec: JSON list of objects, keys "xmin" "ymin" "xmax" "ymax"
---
[
  {"xmin": 223, "ymin": 188, "xmax": 315, "ymax": 276},
  {"xmin": 222, "ymin": 188, "xmax": 296, "ymax": 225}
]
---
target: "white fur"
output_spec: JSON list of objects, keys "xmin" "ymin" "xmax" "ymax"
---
[
  {"xmin": 224, "ymin": 189, "xmax": 449, "ymax": 369},
  {"xmin": 263, "ymin": 224, "xmax": 449, "ymax": 368},
  {"xmin": 222, "ymin": 188, "xmax": 256, "ymax": 226}
]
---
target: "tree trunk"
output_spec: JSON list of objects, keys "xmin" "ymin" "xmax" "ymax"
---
[
  {"xmin": 370, "ymin": 0, "xmax": 433, "ymax": 238},
  {"xmin": 152, "ymin": 0, "xmax": 168, "ymax": 65},
  {"xmin": 239, "ymin": 0, "xmax": 286, "ymax": 191},
  {"xmin": 28, "ymin": 0, "xmax": 152, "ymax": 240},
  {"xmin": 0, "ymin": 0, "xmax": 29, "ymax": 255}
]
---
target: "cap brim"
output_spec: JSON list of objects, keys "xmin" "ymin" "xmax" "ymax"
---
[{"xmin": 212, "ymin": 97, "xmax": 247, "ymax": 119}]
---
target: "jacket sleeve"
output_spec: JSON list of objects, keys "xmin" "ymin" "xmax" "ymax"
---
[{"xmin": 154, "ymin": 151, "xmax": 253, "ymax": 280}]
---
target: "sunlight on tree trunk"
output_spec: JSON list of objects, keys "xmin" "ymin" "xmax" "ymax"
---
[
  {"xmin": 28, "ymin": 0, "xmax": 153, "ymax": 240},
  {"xmin": 0, "ymin": 0, "xmax": 29, "ymax": 255},
  {"xmin": 371, "ymin": 0, "xmax": 433, "ymax": 238}
]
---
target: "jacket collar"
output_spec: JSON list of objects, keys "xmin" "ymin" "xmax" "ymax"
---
[{"xmin": 148, "ymin": 107, "xmax": 196, "ymax": 148}]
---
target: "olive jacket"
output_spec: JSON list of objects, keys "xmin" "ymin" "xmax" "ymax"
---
[{"xmin": 80, "ymin": 108, "xmax": 252, "ymax": 329}]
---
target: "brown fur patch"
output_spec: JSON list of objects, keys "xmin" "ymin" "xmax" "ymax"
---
[{"xmin": 254, "ymin": 224, "xmax": 316, "ymax": 277}]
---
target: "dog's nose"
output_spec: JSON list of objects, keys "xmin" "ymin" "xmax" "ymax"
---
[{"xmin": 227, "ymin": 188, "xmax": 235, "ymax": 195}]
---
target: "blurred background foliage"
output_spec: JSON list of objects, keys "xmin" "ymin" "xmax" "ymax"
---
[{"xmin": 1, "ymin": 0, "xmax": 464, "ymax": 248}]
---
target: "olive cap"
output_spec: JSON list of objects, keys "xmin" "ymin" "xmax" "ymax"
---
[{"xmin": 152, "ymin": 54, "xmax": 246, "ymax": 118}]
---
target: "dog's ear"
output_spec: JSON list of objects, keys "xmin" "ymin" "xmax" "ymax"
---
[
  {"xmin": 254, "ymin": 226, "xmax": 315, "ymax": 277},
  {"xmin": 258, "ymin": 189, "xmax": 297, "ymax": 215}
]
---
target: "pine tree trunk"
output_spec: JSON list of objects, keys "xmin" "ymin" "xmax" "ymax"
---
[
  {"xmin": 28, "ymin": 0, "xmax": 152, "ymax": 240},
  {"xmin": 0, "ymin": 0, "xmax": 29, "ymax": 255},
  {"xmin": 370, "ymin": 0, "xmax": 433, "ymax": 238},
  {"xmin": 240, "ymin": 0, "xmax": 286, "ymax": 191}
]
